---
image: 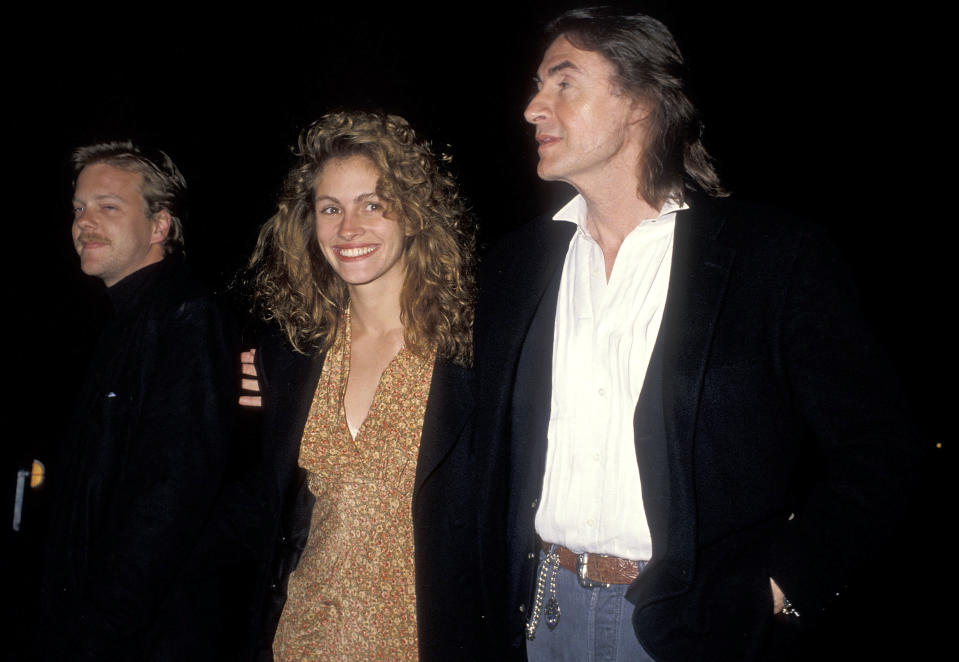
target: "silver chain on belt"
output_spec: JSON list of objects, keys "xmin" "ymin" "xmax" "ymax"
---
[{"xmin": 525, "ymin": 550, "xmax": 561, "ymax": 640}]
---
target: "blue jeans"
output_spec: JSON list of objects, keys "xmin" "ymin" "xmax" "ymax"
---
[{"xmin": 526, "ymin": 550, "xmax": 655, "ymax": 662}]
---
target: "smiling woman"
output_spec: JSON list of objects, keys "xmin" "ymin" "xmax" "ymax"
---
[
  {"xmin": 312, "ymin": 155, "xmax": 407, "ymax": 292},
  {"xmin": 245, "ymin": 111, "xmax": 481, "ymax": 661},
  {"xmin": 250, "ymin": 112, "xmax": 473, "ymax": 363}
]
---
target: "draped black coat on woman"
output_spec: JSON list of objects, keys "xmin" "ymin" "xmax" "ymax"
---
[{"xmin": 248, "ymin": 328, "xmax": 487, "ymax": 661}]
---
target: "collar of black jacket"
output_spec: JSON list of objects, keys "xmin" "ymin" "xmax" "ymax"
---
[{"xmin": 105, "ymin": 257, "xmax": 172, "ymax": 314}]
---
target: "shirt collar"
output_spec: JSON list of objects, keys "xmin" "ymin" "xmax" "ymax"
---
[
  {"xmin": 552, "ymin": 193, "xmax": 689, "ymax": 237},
  {"xmin": 106, "ymin": 258, "xmax": 167, "ymax": 314}
]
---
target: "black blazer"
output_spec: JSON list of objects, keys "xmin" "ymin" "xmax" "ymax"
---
[
  {"xmin": 473, "ymin": 194, "xmax": 919, "ymax": 661},
  {"xmin": 251, "ymin": 329, "xmax": 486, "ymax": 661},
  {"xmin": 39, "ymin": 257, "xmax": 241, "ymax": 662}
]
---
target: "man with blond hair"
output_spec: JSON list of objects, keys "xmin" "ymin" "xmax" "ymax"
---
[{"xmin": 39, "ymin": 142, "xmax": 238, "ymax": 661}]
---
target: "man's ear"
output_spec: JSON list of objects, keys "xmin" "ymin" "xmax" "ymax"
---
[
  {"xmin": 629, "ymin": 97, "xmax": 652, "ymax": 125},
  {"xmin": 150, "ymin": 210, "xmax": 172, "ymax": 246}
]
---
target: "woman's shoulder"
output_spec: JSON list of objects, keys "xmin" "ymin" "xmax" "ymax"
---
[{"xmin": 257, "ymin": 325, "xmax": 327, "ymax": 396}]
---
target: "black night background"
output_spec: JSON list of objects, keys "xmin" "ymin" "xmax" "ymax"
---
[{"xmin": 4, "ymin": 1, "xmax": 948, "ymax": 657}]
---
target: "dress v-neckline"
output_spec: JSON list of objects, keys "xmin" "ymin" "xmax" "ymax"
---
[{"xmin": 340, "ymin": 308, "xmax": 406, "ymax": 445}]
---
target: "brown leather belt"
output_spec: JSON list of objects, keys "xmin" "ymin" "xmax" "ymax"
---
[{"xmin": 541, "ymin": 541, "xmax": 644, "ymax": 586}]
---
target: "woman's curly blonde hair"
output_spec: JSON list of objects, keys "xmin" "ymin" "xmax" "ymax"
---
[{"xmin": 250, "ymin": 111, "xmax": 474, "ymax": 365}]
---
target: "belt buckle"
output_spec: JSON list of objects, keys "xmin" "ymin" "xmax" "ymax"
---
[{"xmin": 576, "ymin": 552, "xmax": 610, "ymax": 589}]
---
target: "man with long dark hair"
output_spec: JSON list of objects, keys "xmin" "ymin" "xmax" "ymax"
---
[{"xmin": 473, "ymin": 7, "xmax": 918, "ymax": 660}]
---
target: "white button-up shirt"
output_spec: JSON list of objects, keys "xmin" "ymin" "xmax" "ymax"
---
[{"xmin": 534, "ymin": 194, "xmax": 685, "ymax": 560}]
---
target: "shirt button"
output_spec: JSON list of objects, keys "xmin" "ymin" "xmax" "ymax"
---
[
  {"xmin": 598, "ymin": 388, "xmax": 606, "ymax": 397},
  {"xmin": 593, "ymin": 453, "xmax": 600, "ymax": 461},
  {"xmin": 586, "ymin": 518, "xmax": 595, "ymax": 527}
]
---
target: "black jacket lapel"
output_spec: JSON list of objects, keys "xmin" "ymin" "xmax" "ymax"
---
[
  {"xmin": 413, "ymin": 360, "xmax": 473, "ymax": 501},
  {"xmin": 257, "ymin": 332, "xmax": 327, "ymax": 499},
  {"xmin": 654, "ymin": 196, "xmax": 735, "ymax": 590}
]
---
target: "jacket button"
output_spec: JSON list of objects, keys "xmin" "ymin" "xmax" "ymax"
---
[
  {"xmin": 518, "ymin": 603, "xmax": 526, "ymax": 613},
  {"xmin": 531, "ymin": 498, "xmax": 538, "ymax": 509}
]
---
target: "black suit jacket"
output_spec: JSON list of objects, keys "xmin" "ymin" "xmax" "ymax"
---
[
  {"xmin": 473, "ymin": 194, "xmax": 919, "ymax": 660},
  {"xmin": 39, "ymin": 257, "xmax": 240, "ymax": 661},
  {"xmin": 250, "ymin": 329, "xmax": 486, "ymax": 661}
]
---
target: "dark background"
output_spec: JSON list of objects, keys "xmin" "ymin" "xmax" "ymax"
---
[{"xmin": 5, "ymin": 1, "xmax": 948, "ymax": 657}]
